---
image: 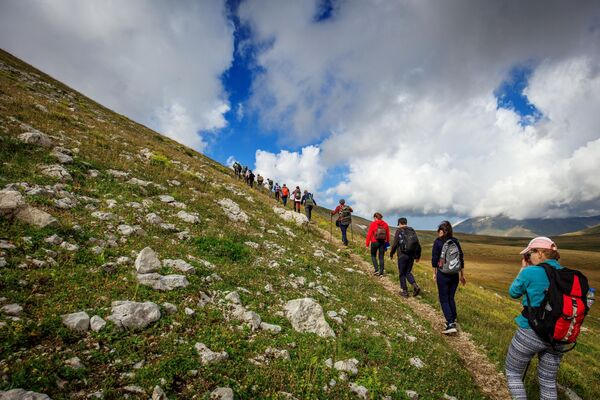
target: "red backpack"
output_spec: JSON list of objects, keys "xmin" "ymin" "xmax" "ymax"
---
[{"xmin": 522, "ymin": 263, "xmax": 590, "ymax": 352}]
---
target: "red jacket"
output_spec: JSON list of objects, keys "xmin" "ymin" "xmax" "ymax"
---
[{"xmin": 366, "ymin": 219, "xmax": 390, "ymax": 246}]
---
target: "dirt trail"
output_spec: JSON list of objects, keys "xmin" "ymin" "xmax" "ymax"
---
[{"xmin": 316, "ymin": 226, "xmax": 511, "ymax": 400}]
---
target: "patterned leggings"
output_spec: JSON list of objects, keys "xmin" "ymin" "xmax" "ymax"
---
[{"xmin": 505, "ymin": 327, "xmax": 563, "ymax": 399}]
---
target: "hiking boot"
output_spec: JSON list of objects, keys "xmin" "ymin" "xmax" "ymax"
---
[
  {"xmin": 399, "ymin": 290, "xmax": 409, "ymax": 298},
  {"xmin": 442, "ymin": 323, "xmax": 458, "ymax": 335},
  {"xmin": 412, "ymin": 286, "xmax": 421, "ymax": 297},
  {"xmin": 378, "ymin": 271, "xmax": 384, "ymax": 276}
]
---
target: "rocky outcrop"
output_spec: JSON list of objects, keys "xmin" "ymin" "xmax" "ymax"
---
[
  {"xmin": 195, "ymin": 342, "xmax": 228, "ymax": 365},
  {"xmin": 273, "ymin": 206, "xmax": 308, "ymax": 226},
  {"xmin": 218, "ymin": 198, "xmax": 249, "ymax": 223},
  {"xmin": 107, "ymin": 301, "xmax": 161, "ymax": 330},
  {"xmin": 135, "ymin": 247, "xmax": 161, "ymax": 273},
  {"xmin": 137, "ymin": 273, "xmax": 189, "ymax": 291},
  {"xmin": 62, "ymin": 311, "xmax": 90, "ymax": 332},
  {"xmin": 0, "ymin": 189, "xmax": 58, "ymax": 228},
  {"xmin": 0, "ymin": 388, "xmax": 51, "ymax": 399},
  {"xmin": 284, "ymin": 298, "xmax": 335, "ymax": 337},
  {"xmin": 18, "ymin": 131, "xmax": 53, "ymax": 147}
]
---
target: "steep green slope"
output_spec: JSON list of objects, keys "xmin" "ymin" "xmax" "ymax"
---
[{"xmin": 0, "ymin": 49, "xmax": 487, "ymax": 399}]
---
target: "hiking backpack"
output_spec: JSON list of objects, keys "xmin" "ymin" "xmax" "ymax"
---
[
  {"xmin": 295, "ymin": 191, "xmax": 301, "ymax": 200},
  {"xmin": 522, "ymin": 263, "xmax": 590, "ymax": 351},
  {"xmin": 305, "ymin": 193, "xmax": 315, "ymax": 206},
  {"xmin": 438, "ymin": 239, "xmax": 462, "ymax": 274},
  {"xmin": 399, "ymin": 227, "xmax": 419, "ymax": 253},
  {"xmin": 375, "ymin": 225, "xmax": 387, "ymax": 242},
  {"xmin": 339, "ymin": 205, "xmax": 352, "ymax": 225}
]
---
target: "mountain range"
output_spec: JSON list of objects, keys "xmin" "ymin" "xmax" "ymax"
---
[{"xmin": 454, "ymin": 215, "xmax": 600, "ymax": 237}]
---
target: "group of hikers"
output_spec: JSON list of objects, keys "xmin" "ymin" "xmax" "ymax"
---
[
  {"xmin": 232, "ymin": 161, "xmax": 594, "ymax": 399},
  {"xmin": 232, "ymin": 161, "xmax": 318, "ymax": 221}
]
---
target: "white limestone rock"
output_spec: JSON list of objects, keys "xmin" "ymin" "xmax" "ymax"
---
[
  {"xmin": 137, "ymin": 273, "xmax": 189, "ymax": 291},
  {"xmin": 62, "ymin": 311, "xmax": 90, "ymax": 332},
  {"xmin": 65, "ymin": 356, "xmax": 85, "ymax": 370},
  {"xmin": 0, "ymin": 388, "xmax": 51, "ymax": 399},
  {"xmin": 108, "ymin": 301, "xmax": 161, "ymax": 330},
  {"xmin": 273, "ymin": 206, "xmax": 308, "ymax": 226},
  {"xmin": 195, "ymin": 343, "xmax": 228, "ymax": 365},
  {"xmin": 1, "ymin": 303, "xmax": 23, "ymax": 316},
  {"xmin": 91, "ymin": 211, "xmax": 116, "ymax": 221},
  {"xmin": 15, "ymin": 206, "xmax": 58, "ymax": 228},
  {"xmin": 163, "ymin": 259, "xmax": 195, "ymax": 274},
  {"xmin": 284, "ymin": 298, "xmax": 335, "ymax": 337},
  {"xmin": 218, "ymin": 198, "xmax": 249, "ymax": 223},
  {"xmin": 334, "ymin": 358, "xmax": 359, "ymax": 375},
  {"xmin": 409, "ymin": 357, "xmax": 425, "ymax": 369},
  {"xmin": 0, "ymin": 189, "xmax": 25, "ymax": 217},
  {"xmin": 158, "ymin": 195, "xmax": 175, "ymax": 203},
  {"xmin": 145, "ymin": 212, "xmax": 163, "ymax": 224},
  {"xmin": 176, "ymin": 210, "xmax": 199, "ymax": 224},
  {"xmin": 39, "ymin": 164, "xmax": 72, "ymax": 181},
  {"xmin": 210, "ymin": 387, "xmax": 234, "ymax": 400},
  {"xmin": 135, "ymin": 247, "xmax": 161, "ymax": 273},
  {"xmin": 349, "ymin": 383, "xmax": 369, "ymax": 400},
  {"xmin": 90, "ymin": 315, "xmax": 106, "ymax": 332},
  {"xmin": 18, "ymin": 131, "xmax": 52, "ymax": 147}
]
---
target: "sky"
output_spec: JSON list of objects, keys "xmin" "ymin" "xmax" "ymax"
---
[{"xmin": 1, "ymin": 0, "xmax": 600, "ymax": 229}]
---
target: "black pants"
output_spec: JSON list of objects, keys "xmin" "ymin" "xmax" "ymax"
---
[
  {"xmin": 305, "ymin": 205, "xmax": 313, "ymax": 221},
  {"xmin": 370, "ymin": 241, "xmax": 386, "ymax": 273},
  {"xmin": 397, "ymin": 253, "xmax": 417, "ymax": 291}
]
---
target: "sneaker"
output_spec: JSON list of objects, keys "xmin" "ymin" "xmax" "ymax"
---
[
  {"xmin": 399, "ymin": 290, "xmax": 409, "ymax": 298},
  {"xmin": 412, "ymin": 286, "xmax": 421, "ymax": 297},
  {"xmin": 442, "ymin": 324, "xmax": 457, "ymax": 334}
]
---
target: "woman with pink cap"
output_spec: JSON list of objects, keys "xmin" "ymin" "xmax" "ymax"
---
[{"xmin": 505, "ymin": 236, "xmax": 565, "ymax": 399}]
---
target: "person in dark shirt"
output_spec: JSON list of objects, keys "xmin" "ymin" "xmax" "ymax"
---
[{"xmin": 390, "ymin": 217, "xmax": 422, "ymax": 297}]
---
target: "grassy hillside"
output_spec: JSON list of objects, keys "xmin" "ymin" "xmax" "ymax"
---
[
  {"xmin": 0, "ymin": 49, "xmax": 493, "ymax": 399},
  {"xmin": 315, "ymin": 218, "xmax": 599, "ymax": 399}
]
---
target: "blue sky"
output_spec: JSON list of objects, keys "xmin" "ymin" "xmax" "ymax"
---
[{"xmin": 2, "ymin": 0, "xmax": 599, "ymax": 227}]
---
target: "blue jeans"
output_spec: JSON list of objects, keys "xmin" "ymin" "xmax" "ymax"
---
[
  {"xmin": 282, "ymin": 196, "xmax": 288, "ymax": 206},
  {"xmin": 339, "ymin": 223, "xmax": 349, "ymax": 245},
  {"xmin": 436, "ymin": 270, "xmax": 459, "ymax": 324}
]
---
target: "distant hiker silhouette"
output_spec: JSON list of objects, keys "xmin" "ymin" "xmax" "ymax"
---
[{"xmin": 331, "ymin": 199, "xmax": 353, "ymax": 245}]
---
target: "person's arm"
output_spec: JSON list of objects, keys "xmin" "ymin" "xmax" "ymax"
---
[
  {"xmin": 431, "ymin": 239, "xmax": 442, "ymax": 280},
  {"xmin": 386, "ymin": 225, "xmax": 391, "ymax": 243},
  {"xmin": 331, "ymin": 205, "xmax": 339, "ymax": 216},
  {"xmin": 414, "ymin": 239, "xmax": 422, "ymax": 262},
  {"xmin": 366, "ymin": 224, "xmax": 373, "ymax": 248},
  {"xmin": 390, "ymin": 230, "xmax": 400, "ymax": 258},
  {"xmin": 509, "ymin": 269, "xmax": 528, "ymax": 299}
]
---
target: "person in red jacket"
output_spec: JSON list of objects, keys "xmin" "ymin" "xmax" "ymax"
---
[{"xmin": 366, "ymin": 212, "xmax": 390, "ymax": 276}]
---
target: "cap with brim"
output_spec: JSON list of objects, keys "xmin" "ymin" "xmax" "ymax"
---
[{"xmin": 519, "ymin": 236, "xmax": 557, "ymax": 254}]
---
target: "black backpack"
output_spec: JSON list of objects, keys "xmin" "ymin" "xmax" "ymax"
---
[
  {"xmin": 399, "ymin": 227, "xmax": 419, "ymax": 253},
  {"xmin": 522, "ymin": 263, "xmax": 590, "ymax": 352}
]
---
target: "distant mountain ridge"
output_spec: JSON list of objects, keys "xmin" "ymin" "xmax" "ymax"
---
[{"xmin": 454, "ymin": 215, "xmax": 600, "ymax": 237}]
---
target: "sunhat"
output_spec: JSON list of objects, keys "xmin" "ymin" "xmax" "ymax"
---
[{"xmin": 519, "ymin": 236, "xmax": 558, "ymax": 255}]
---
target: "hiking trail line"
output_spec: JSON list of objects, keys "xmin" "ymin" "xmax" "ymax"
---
[{"xmin": 316, "ymin": 225, "xmax": 511, "ymax": 400}]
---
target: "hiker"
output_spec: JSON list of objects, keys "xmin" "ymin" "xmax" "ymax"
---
[
  {"xmin": 244, "ymin": 168, "xmax": 250, "ymax": 185},
  {"xmin": 274, "ymin": 183, "xmax": 281, "ymax": 202},
  {"xmin": 505, "ymin": 237, "xmax": 589, "ymax": 400},
  {"xmin": 257, "ymin": 174, "xmax": 264, "ymax": 189},
  {"xmin": 292, "ymin": 186, "xmax": 302, "ymax": 213},
  {"xmin": 301, "ymin": 190, "xmax": 317, "ymax": 221},
  {"xmin": 432, "ymin": 220, "xmax": 466, "ymax": 334},
  {"xmin": 390, "ymin": 217, "xmax": 422, "ymax": 297},
  {"xmin": 366, "ymin": 212, "xmax": 390, "ymax": 276},
  {"xmin": 268, "ymin": 178, "xmax": 273, "ymax": 192},
  {"xmin": 233, "ymin": 161, "xmax": 241, "ymax": 178},
  {"xmin": 248, "ymin": 170, "xmax": 255, "ymax": 188},
  {"xmin": 281, "ymin": 184, "xmax": 290, "ymax": 207},
  {"xmin": 331, "ymin": 199, "xmax": 353, "ymax": 246}
]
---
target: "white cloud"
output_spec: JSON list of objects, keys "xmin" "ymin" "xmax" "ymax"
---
[
  {"xmin": 239, "ymin": 0, "xmax": 600, "ymax": 219},
  {"xmin": 254, "ymin": 145, "xmax": 325, "ymax": 192},
  {"xmin": 0, "ymin": 0, "xmax": 234, "ymax": 151}
]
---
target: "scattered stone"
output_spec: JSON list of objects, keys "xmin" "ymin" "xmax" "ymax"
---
[
  {"xmin": 44, "ymin": 233, "xmax": 63, "ymax": 244},
  {"xmin": 273, "ymin": 206, "xmax": 308, "ymax": 226},
  {"xmin": 65, "ymin": 356, "xmax": 85, "ymax": 370},
  {"xmin": 225, "ymin": 291, "xmax": 242, "ymax": 305},
  {"xmin": 195, "ymin": 342, "xmax": 228, "ymax": 365},
  {"xmin": 244, "ymin": 241, "xmax": 259, "ymax": 249},
  {"xmin": 210, "ymin": 387, "xmax": 233, "ymax": 400},
  {"xmin": 107, "ymin": 169, "xmax": 129, "ymax": 178},
  {"xmin": 327, "ymin": 311, "xmax": 343, "ymax": 325},
  {"xmin": 106, "ymin": 199, "xmax": 117, "ymax": 208},
  {"xmin": 176, "ymin": 230, "xmax": 190, "ymax": 240},
  {"xmin": 39, "ymin": 164, "xmax": 72, "ymax": 180},
  {"xmin": 116, "ymin": 256, "xmax": 131, "ymax": 265},
  {"xmin": 145, "ymin": 213, "xmax": 163, "ymax": 224},
  {"xmin": 0, "ymin": 189, "xmax": 25, "ymax": 217},
  {"xmin": 409, "ymin": 357, "xmax": 425, "ymax": 369},
  {"xmin": 176, "ymin": 210, "xmax": 199, "ymax": 223},
  {"xmin": 349, "ymin": 383, "xmax": 368, "ymax": 399},
  {"xmin": 158, "ymin": 195, "xmax": 175, "ymax": 203},
  {"xmin": 91, "ymin": 211, "xmax": 116, "ymax": 221},
  {"xmin": 60, "ymin": 241, "xmax": 79, "ymax": 252},
  {"xmin": 197, "ymin": 291, "xmax": 212, "ymax": 307},
  {"xmin": 0, "ymin": 388, "xmax": 51, "ymax": 399},
  {"xmin": 284, "ymin": 298, "xmax": 335, "ymax": 337},
  {"xmin": 51, "ymin": 148, "xmax": 73, "ymax": 164},
  {"xmin": 135, "ymin": 247, "xmax": 161, "ymax": 273},
  {"xmin": 334, "ymin": 358, "xmax": 359, "ymax": 375},
  {"xmin": 159, "ymin": 223, "xmax": 179, "ymax": 231},
  {"xmin": 127, "ymin": 177, "xmax": 152, "ymax": 187},
  {"xmin": 443, "ymin": 395, "xmax": 458, "ymax": 400},
  {"xmin": 18, "ymin": 131, "xmax": 52, "ymax": 147},
  {"xmin": 54, "ymin": 197, "xmax": 77, "ymax": 209},
  {"xmin": 242, "ymin": 310, "xmax": 262, "ymax": 330},
  {"xmin": 218, "ymin": 198, "xmax": 249, "ymax": 223},
  {"xmin": 117, "ymin": 224, "xmax": 143, "ymax": 236},
  {"xmin": 0, "ymin": 239, "xmax": 15, "ymax": 249},
  {"xmin": 250, "ymin": 347, "xmax": 290, "ymax": 365},
  {"xmin": 0, "ymin": 258, "xmax": 6, "ymax": 268},
  {"xmin": 163, "ymin": 259, "xmax": 195, "ymax": 274},
  {"xmin": 325, "ymin": 358, "xmax": 333, "ymax": 368},
  {"xmin": 88, "ymin": 170, "xmax": 100, "ymax": 178},
  {"xmin": 15, "ymin": 206, "xmax": 58, "ymax": 228},
  {"xmin": 108, "ymin": 301, "xmax": 161, "ymax": 330},
  {"xmin": 137, "ymin": 273, "xmax": 189, "ymax": 291},
  {"xmin": 185, "ymin": 307, "xmax": 195, "ymax": 316},
  {"xmin": 90, "ymin": 315, "xmax": 106, "ymax": 332},
  {"xmin": 260, "ymin": 322, "xmax": 282, "ymax": 333},
  {"xmin": 1, "ymin": 303, "xmax": 23, "ymax": 316},
  {"xmin": 406, "ymin": 390, "xmax": 419, "ymax": 399},
  {"xmin": 314, "ymin": 249, "xmax": 325, "ymax": 258},
  {"xmin": 62, "ymin": 311, "xmax": 90, "ymax": 332},
  {"xmin": 123, "ymin": 385, "xmax": 145, "ymax": 395},
  {"xmin": 162, "ymin": 302, "xmax": 177, "ymax": 314},
  {"xmin": 152, "ymin": 385, "xmax": 168, "ymax": 400}
]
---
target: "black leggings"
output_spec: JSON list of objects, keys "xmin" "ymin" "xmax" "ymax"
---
[{"xmin": 370, "ymin": 241, "xmax": 386, "ymax": 273}]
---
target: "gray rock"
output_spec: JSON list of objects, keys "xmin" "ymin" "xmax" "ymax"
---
[
  {"xmin": 39, "ymin": 164, "xmax": 72, "ymax": 181},
  {"xmin": 51, "ymin": 148, "xmax": 73, "ymax": 164},
  {"xmin": 163, "ymin": 259, "xmax": 195, "ymax": 274},
  {"xmin": 185, "ymin": 307, "xmax": 195, "ymax": 316},
  {"xmin": 162, "ymin": 302, "xmax": 177, "ymax": 314},
  {"xmin": 210, "ymin": 387, "xmax": 233, "ymax": 400},
  {"xmin": 152, "ymin": 385, "xmax": 168, "ymax": 400},
  {"xmin": 90, "ymin": 315, "xmax": 106, "ymax": 332},
  {"xmin": 197, "ymin": 291, "xmax": 212, "ymax": 307},
  {"xmin": 443, "ymin": 395, "xmax": 458, "ymax": 400},
  {"xmin": 218, "ymin": 198, "xmax": 249, "ymax": 223},
  {"xmin": 0, "ymin": 388, "xmax": 51, "ymax": 399},
  {"xmin": 145, "ymin": 213, "xmax": 163, "ymax": 224},
  {"xmin": 243, "ymin": 310, "xmax": 262, "ymax": 331},
  {"xmin": 18, "ymin": 131, "xmax": 53, "ymax": 147},
  {"xmin": 65, "ymin": 356, "xmax": 85, "ymax": 369},
  {"xmin": 195, "ymin": 342, "xmax": 228, "ymax": 365},
  {"xmin": 273, "ymin": 206, "xmax": 309, "ymax": 226},
  {"xmin": 44, "ymin": 234, "xmax": 63, "ymax": 245},
  {"xmin": 108, "ymin": 301, "xmax": 161, "ymax": 330},
  {"xmin": 135, "ymin": 247, "xmax": 161, "ymax": 273},
  {"xmin": 0, "ymin": 189, "xmax": 25, "ymax": 217},
  {"xmin": 176, "ymin": 210, "xmax": 199, "ymax": 223},
  {"xmin": 107, "ymin": 169, "xmax": 129, "ymax": 178},
  {"xmin": 123, "ymin": 385, "xmax": 145, "ymax": 394},
  {"xmin": 159, "ymin": 223, "xmax": 179, "ymax": 231},
  {"xmin": 334, "ymin": 358, "xmax": 359, "ymax": 375},
  {"xmin": 91, "ymin": 211, "xmax": 116, "ymax": 221},
  {"xmin": 137, "ymin": 273, "xmax": 189, "ymax": 291},
  {"xmin": 127, "ymin": 177, "xmax": 152, "ymax": 187},
  {"xmin": 158, "ymin": 195, "xmax": 175, "ymax": 203},
  {"xmin": 60, "ymin": 242, "xmax": 79, "ymax": 252},
  {"xmin": 405, "ymin": 390, "xmax": 419, "ymax": 399},
  {"xmin": 349, "ymin": 383, "xmax": 368, "ymax": 399},
  {"xmin": 0, "ymin": 257, "xmax": 6, "ymax": 268},
  {"xmin": 15, "ymin": 206, "xmax": 58, "ymax": 228},
  {"xmin": 225, "ymin": 291, "xmax": 242, "ymax": 305},
  {"xmin": 1, "ymin": 303, "xmax": 23, "ymax": 316},
  {"xmin": 62, "ymin": 311, "xmax": 90, "ymax": 332},
  {"xmin": 260, "ymin": 322, "xmax": 282, "ymax": 333},
  {"xmin": 409, "ymin": 357, "xmax": 425, "ymax": 369},
  {"xmin": 284, "ymin": 298, "xmax": 335, "ymax": 337}
]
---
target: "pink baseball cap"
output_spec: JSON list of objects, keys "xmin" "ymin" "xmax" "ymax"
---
[{"xmin": 519, "ymin": 236, "xmax": 558, "ymax": 255}]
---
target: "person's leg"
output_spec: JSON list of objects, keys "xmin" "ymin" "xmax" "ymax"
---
[
  {"xmin": 377, "ymin": 241, "xmax": 385, "ymax": 274},
  {"xmin": 505, "ymin": 328, "xmax": 551, "ymax": 400},
  {"xmin": 447, "ymin": 274, "xmax": 459, "ymax": 323},
  {"xmin": 340, "ymin": 224, "xmax": 348, "ymax": 245},
  {"xmin": 405, "ymin": 256, "xmax": 419, "ymax": 295},
  {"xmin": 370, "ymin": 243, "xmax": 379, "ymax": 272},
  {"xmin": 436, "ymin": 272, "xmax": 453, "ymax": 325},
  {"xmin": 537, "ymin": 349, "xmax": 563, "ymax": 400},
  {"xmin": 398, "ymin": 254, "xmax": 409, "ymax": 291}
]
